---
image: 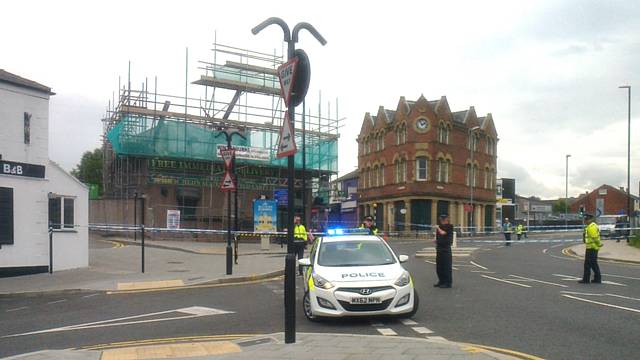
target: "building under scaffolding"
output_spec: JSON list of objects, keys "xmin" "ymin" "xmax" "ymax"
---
[{"xmin": 98, "ymin": 42, "xmax": 341, "ymax": 232}]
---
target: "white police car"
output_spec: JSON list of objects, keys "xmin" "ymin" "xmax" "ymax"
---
[{"xmin": 299, "ymin": 229, "xmax": 419, "ymax": 321}]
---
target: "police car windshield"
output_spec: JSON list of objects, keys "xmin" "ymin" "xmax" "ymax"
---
[{"xmin": 317, "ymin": 240, "xmax": 396, "ymax": 267}]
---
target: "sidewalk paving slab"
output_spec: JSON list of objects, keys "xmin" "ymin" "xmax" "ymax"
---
[
  {"xmin": 568, "ymin": 240, "xmax": 640, "ymax": 264},
  {"xmin": 0, "ymin": 238, "xmax": 285, "ymax": 295},
  {"xmin": 3, "ymin": 333, "xmax": 534, "ymax": 360}
]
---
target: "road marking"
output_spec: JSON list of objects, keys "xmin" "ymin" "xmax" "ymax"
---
[
  {"xmin": 470, "ymin": 261, "xmax": 488, "ymax": 270},
  {"xmin": 412, "ymin": 326, "xmax": 434, "ymax": 334},
  {"xmin": 82, "ymin": 293, "xmax": 100, "ymax": 299},
  {"xmin": 400, "ymin": 319, "xmax": 417, "ymax": 325},
  {"xmin": 424, "ymin": 260, "xmax": 436, "ymax": 265},
  {"xmin": 562, "ymin": 294, "xmax": 640, "ymax": 314},
  {"xmin": 461, "ymin": 343, "xmax": 544, "ymax": 360},
  {"xmin": 370, "ymin": 322, "xmax": 384, "ymax": 327},
  {"xmin": 481, "ymin": 275, "xmax": 531, "ymax": 288},
  {"xmin": 603, "ymin": 273, "xmax": 640, "ymax": 281},
  {"xmin": 426, "ymin": 336, "xmax": 448, "ymax": 341},
  {"xmin": 376, "ymin": 328, "xmax": 397, "ymax": 336},
  {"xmin": 46, "ymin": 299, "xmax": 68, "ymax": 305},
  {"xmin": 6, "ymin": 306, "xmax": 28, "ymax": 312},
  {"xmin": 606, "ymin": 293, "xmax": 640, "ymax": 301},
  {"xmin": 79, "ymin": 334, "xmax": 256, "ymax": 351},
  {"xmin": 117, "ymin": 280, "xmax": 184, "ymax": 291},
  {"xmin": 471, "ymin": 270, "xmax": 496, "ymax": 274},
  {"xmin": 553, "ymin": 274, "xmax": 581, "ymax": 280},
  {"xmin": 601, "ymin": 281, "xmax": 627, "ymax": 287},
  {"xmin": 2, "ymin": 306, "xmax": 233, "ymax": 338},
  {"xmin": 542, "ymin": 248, "xmax": 548, "ymax": 254},
  {"xmin": 508, "ymin": 275, "xmax": 568, "ymax": 288}
]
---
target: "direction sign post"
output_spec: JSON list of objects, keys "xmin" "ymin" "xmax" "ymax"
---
[
  {"xmin": 215, "ymin": 129, "xmax": 246, "ymax": 276},
  {"xmin": 252, "ymin": 17, "xmax": 326, "ymax": 345}
]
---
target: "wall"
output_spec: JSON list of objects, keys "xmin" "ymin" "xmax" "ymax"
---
[
  {"xmin": 570, "ymin": 185, "xmax": 637, "ymax": 216},
  {"xmin": 0, "ymin": 82, "xmax": 49, "ymax": 165}
]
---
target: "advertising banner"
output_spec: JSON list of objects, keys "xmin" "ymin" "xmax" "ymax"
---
[{"xmin": 253, "ymin": 199, "xmax": 277, "ymax": 232}]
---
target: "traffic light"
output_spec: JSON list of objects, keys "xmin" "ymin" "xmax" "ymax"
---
[{"xmin": 579, "ymin": 206, "xmax": 585, "ymax": 217}]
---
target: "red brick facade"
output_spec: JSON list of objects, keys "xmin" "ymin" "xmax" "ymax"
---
[
  {"xmin": 357, "ymin": 95, "xmax": 498, "ymax": 231},
  {"xmin": 569, "ymin": 184, "xmax": 640, "ymax": 217}
]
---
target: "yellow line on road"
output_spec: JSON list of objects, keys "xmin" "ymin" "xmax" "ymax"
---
[
  {"xmin": 79, "ymin": 334, "xmax": 257, "ymax": 350},
  {"xmin": 107, "ymin": 276, "xmax": 283, "ymax": 295},
  {"xmin": 117, "ymin": 280, "xmax": 184, "ymax": 291},
  {"xmin": 99, "ymin": 240, "xmax": 126, "ymax": 248},
  {"xmin": 462, "ymin": 343, "xmax": 545, "ymax": 360}
]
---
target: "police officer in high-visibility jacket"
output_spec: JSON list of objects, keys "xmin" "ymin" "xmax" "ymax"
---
[
  {"xmin": 579, "ymin": 213, "xmax": 603, "ymax": 284},
  {"xmin": 294, "ymin": 216, "xmax": 309, "ymax": 275},
  {"xmin": 515, "ymin": 223, "xmax": 524, "ymax": 240},
  {"xmin": 359, "ymin": 215, "xmax": 379, "ymax": 235}
]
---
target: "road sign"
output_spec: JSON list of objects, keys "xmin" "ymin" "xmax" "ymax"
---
[
  {"xmin": 277, "ymin": 112, "xmax": 297, "ymax": 158},
  {"xmin": 277, "ymin": 57, "xmax": 299, "ymax": 107},
  {"xmin": 220, "ymin": 171, "xmax": 236, "ymax": 192},
  {"xmin": 220, "ymin": 147, "xmax": 235, "ymax": 168},
  {"xmin": 289, "ymin": 49, "xmax": 311, "ymax": 107}
]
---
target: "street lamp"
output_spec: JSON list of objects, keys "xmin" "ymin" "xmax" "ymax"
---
[
  {"xmin": 565, "ymin": 154, "xmax": 571, "ymax": 231},
  {"xmin": 252, "ymin": 17, "xmax": 326, "ymax": 345},
  {"xmin": 619, "ymin": 85, "xmax": 631, "ymax": 228},
  {"xmin": 469, "ymin": 126, "xmax": 481, "ymax": 235}
]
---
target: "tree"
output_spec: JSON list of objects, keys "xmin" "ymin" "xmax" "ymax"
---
[
  {"xmin": 553, "ymin": 199, "xmax": 569, "ymax": 214},
  {"xmin": 72, "ymin": 148, "xmax": 103, "ymax": 191}
]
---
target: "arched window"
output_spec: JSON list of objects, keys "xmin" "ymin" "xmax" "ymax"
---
[
  {"xmin": 438, "ymin": 123, "xmax": 449, "ymax": 144},
  {"xmin": 416, "ymin": 157, "xmax": 428, "ymax": 181},
  {"xmin": 466, "ymin": 163, "xmax": 472, "ymax": 186},
  {"xmin": 380, "ymin": 164, "xmax": 385, "ymax": 186},
  {"xmin": 373, "ymin": 165, "xmax": 379, "ymax": 187},
  {"xmin": 437, "ymin": 158, "xmax": 449, "ymax": 183}
]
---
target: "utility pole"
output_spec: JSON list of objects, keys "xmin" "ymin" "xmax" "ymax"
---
[
  {"xmin": 619, "ymin": 85, "xmax": 631, "ymax": 230},
  {"xmin": 565, "ymin": 154, "xmax": 571, "ymax": 231},
  {"xmin": 252, "ymin": 17, "xmax": 326, "ymax": 344}
]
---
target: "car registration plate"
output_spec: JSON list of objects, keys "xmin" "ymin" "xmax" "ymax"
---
[{"xmin": 350, "ymin": 297, "xmax": 382, "ymax": 304}]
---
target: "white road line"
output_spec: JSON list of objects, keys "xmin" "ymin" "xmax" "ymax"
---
[
  {"xmin": 509, "ymin": 275, "xmax": 568, "ymax": 288},
  {"xmin": 562, "ymin": 294, "xmax": 640, "ymax": 314},
  {"xmin": 603, "ymin": 274, "xmax": 640, "ymax": 281},
  {"xmin": 424, "ymin": 260, "xmax": 436, "ymax": 265},
  {"xmin": 481, "ymin": 275, "xmax": 531, "ymax": 288},
  {"xmin": 606, "ymin": 293, "xmax": 640, "ymax": 302},
  {"xmin": 470, "ymin": 261, "xmax": 488, "ymax": 270},
  {"xmin": 601, "ymin": 281, "xmax": 627, "ymax": 287},
  {"xmin": 82, "ymin": 293, "xmax": 100, "ymax": 299},
  {"xmin": 47, "ymin": 299, "xmax": 67, "ymax": 305},
  {"xmin": 542, "ymin": 248, "xmax": 548, "ymax": 254},
  {"xmin": 370, "ymin": 322, "xmax": 384, "ymax": 327},
  {"xmin": 412, "ymin": 326, "xmax": 434, "ymax": 334},
  {"xmin": 6, "ymin": 306, "xmax": 28, "ymax": 312},
  {"xmin": 426, "ymin": 336, "xmax": 448, "ymax": 342},
  {"xmin": 561, "ymin": 291, "xmax": 604, "ymax": 296},
  {"xmin": 376, "ymin": 328, "xmax": 397, "ymax": 336},
  {"xmin": 471, "ymin": 270, "xmax": 496, "ymax": 274},
  {"xmin": 401, "ymin": 319, "xmax": 418, "ymax": 326},
  {"xmin": 553, "ymin": 274, "xmax": 581, "ymax": 280}
]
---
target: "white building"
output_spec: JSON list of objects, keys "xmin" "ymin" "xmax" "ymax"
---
[{"xmin": 0, "ymin": 69, "xmax": 88, "ymax": 276}]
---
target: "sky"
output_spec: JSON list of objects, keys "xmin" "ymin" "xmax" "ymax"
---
[{"xmin": 2, "ymin": 0, "xmax": 639, "ymax": 199}]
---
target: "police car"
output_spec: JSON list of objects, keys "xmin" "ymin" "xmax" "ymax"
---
[{"xmin": 298, "ymin": 229, "xmax": 419, "ymax": 321}]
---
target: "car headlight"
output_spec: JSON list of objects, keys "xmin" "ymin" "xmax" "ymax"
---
[
  {"xmin": 394, "ymin": 271, "xmax": 411, "ymax": 287},
  {"xmin": 312, "ymin": 273, "xmax": 334, "ymax": 290}
]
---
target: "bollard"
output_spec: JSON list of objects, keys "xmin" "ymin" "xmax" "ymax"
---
[
  {"xmin": 49, "ymin": 224, "xmax": 53, "ymax": 274},
  {"xmin": 141, "ymin": 224, "xmax": 145, "ymax": 273},
  {"xmin": 284, "ymin": 253, "xmax": 296, "ymax": 343},
  {"xmin": 452, "ymin": 231, "xmax": 458, "ymax": 248}
]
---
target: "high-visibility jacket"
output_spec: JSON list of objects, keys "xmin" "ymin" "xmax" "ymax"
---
[
  {"xmin": 359, "ymin": 224, "xmax": 379, "ymax": 235},
  {"xmin": 515, "ymin": 224, "xmax": 524, "ymax": 235},
  {"xmin": 583, "ymin": 222, "xmax": 603, "ymax": 250},
  {"xmin": 294, "ymin": 224, "xmax": 307, "ymax": 241},
  {"xmin": 502, "ymin": 223, "xmax": 512, "ymax": 233}
]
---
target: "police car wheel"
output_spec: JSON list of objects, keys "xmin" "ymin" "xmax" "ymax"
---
[
  {"xmin": 400, "ymin": 290, "xmax": 420, "ymax": 318},
  {"xmin": 303, "ymin": 292, "xmax": 320, "ymax": 322}
]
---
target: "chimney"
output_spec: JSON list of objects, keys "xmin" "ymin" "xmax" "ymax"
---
[{"xmin": 620, "ymin": 186, "xmax": 625, "ymax": 192}]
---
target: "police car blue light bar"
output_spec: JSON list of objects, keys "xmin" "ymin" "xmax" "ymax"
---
[{"xmin": 326, "ymin": 228, "xmax": 371, "ymax": 236}]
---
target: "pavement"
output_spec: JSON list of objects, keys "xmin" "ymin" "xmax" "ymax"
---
[
  {"xmin": 0, "ymin": 235, "xmax": 287, "ymax": 295},
  {"xmin": 3, "ymin": 332, "xmax": 532, "ymax": 360},
  {"xmin": 567, "ymin": 239, "xmax": 640, "ymax": 264}
]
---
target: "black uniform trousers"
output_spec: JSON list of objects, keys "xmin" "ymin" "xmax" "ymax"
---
[
  {"xmin": 293, "ymin": 240, "xmax": 306, "ymax": 275},
  {"xmin": 504, "ymin": 233, "xmax": 512, "ymax": 246},
  {"xmin": 436, "ymin": 248, "xmax": 453, "ymax": 286},
  {"xmin": 582, "ymin": 249, "xmax": 601, "ymax": 283}
]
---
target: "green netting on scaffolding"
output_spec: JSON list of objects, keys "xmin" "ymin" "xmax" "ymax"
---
[{"xmin": 107, "ymin": 115, "xmax": 338, "ymax": 172}]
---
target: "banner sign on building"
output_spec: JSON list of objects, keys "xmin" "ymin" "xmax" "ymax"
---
[
  {"xmin": 167, "ymin": 210, "xmax": 181, "ymax": 229},
  {"xmin": 0, "ymin": 159, "xmax": 45, "ymax": 179},
  {"xmin": 274, "ymin": 188, "xmax": 288, "ymax": 206},
  {"xmin": 216, "ymin": 145, "xmax": 270, "ymax": 161},
  {"xmin": 254, "ymin": 199, "xmax": 277, "ymax": 232}
]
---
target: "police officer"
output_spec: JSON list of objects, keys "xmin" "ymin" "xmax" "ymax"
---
[
  {"xmin": 579, "ymin": 213, "xmax": 603, "ymax": 284},
  {"xmin": 503, "ymin": 218, "xmax": 513, "ymax": 246},
  {"xmin": 516, "ymin": 223, "xmax": 524, "ymax": 240},
  {"xmin": 434, "ymin": 214, "xmax": 453, "ymax": 288},
  {"xmin": 359, "ymin": 215, "xmax": 379, "ymax": 235},
  {"xmin": 293, "ymin": 215, "xmax": 309, "ymax": 275}
]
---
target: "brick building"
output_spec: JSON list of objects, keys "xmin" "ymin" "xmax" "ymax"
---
[
  {"xmin": 357, "ymin": 95, "xmax": 498, "ymax": 232},
  {"xmin": 569, "ymin": 184, "xmax": 640, "ymax": 217}
]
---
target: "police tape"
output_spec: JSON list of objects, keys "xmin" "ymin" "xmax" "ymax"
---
[{"xmin": 457, "ymin": 238, "xmax": 584, "ymax": 244}]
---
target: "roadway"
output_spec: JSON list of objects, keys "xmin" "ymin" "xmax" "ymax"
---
[{"xmin": 1, "ymin": 239, "xmax": 639, "ymax": 359}]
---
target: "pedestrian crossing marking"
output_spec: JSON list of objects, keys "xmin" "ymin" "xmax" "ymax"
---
[
  {"xmin": 401, "ymin": 319, "xmax": 418, "ymax": 326},
  {"xmin": 412, "ymin": 326, "xmax": 434, "ymax": 334},
  {"xmin": 376, "ymin": 328, "xmax": 397, "ymax": 336}
]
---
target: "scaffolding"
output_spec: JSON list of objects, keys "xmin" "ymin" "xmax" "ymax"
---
[{"xmin": 100, "ymin": 41, "xmax": 342, "ymax": 230}]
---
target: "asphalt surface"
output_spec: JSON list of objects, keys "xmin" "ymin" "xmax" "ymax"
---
[{"xmin": 1, "ymin": 239, "xmax": 639, "ymax": 359}]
